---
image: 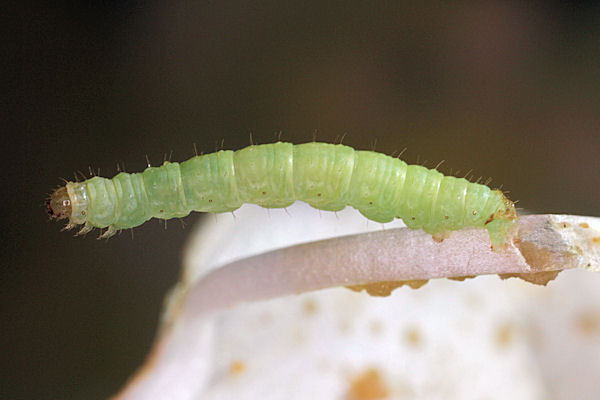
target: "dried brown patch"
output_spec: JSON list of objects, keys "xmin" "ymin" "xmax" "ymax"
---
[
  {"xmin": 448, "ymin": 275, "xmax": 476, "ymax": 282},
  {"xmin": 516, "ymin": 239, "xmax": 569, "ymax": 272},
  {"xmin": 346, "ymin": 280, "xmax": 428, "ymax": 297},
  {"xmin": 498, "ymin": 270, "xmax": 561, "ymax": 286},
  {"xmin": 347, "ymin": 368, "xmax": 389, "ymax": 400}
]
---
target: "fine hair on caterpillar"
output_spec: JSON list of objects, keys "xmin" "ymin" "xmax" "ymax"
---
[{"xmin": 47, "ymin": 141, "xmax": 517, "ymax": 249}]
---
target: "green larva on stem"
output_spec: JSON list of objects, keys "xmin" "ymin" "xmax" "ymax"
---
[{"xmin": 47, "ymin": 141, "xmax": 517, "ymax": 249}]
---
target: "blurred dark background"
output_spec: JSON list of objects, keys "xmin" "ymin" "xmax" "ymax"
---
[{"xmin": 5, "ymin": 1, "xmax": 599, "ymax": 399}]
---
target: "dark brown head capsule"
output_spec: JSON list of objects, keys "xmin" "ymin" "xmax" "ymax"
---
[{"xmin": 46, "ymin": 186, "xmax": 72, "ymax": 220}]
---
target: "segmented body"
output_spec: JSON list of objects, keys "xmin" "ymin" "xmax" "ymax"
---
[{"xmin": 53, "ymin": 142, "xmax": 516, "ymax": 248}]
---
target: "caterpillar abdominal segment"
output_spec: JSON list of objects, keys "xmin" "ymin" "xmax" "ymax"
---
[{"xmin": 47, "ymin": 141, "xmax": 517, "ymax": 248}]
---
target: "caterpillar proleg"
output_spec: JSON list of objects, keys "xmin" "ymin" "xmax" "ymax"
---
[{"xmin": 47, "ymin": 142, "xmax": 517, "ymax": 249}]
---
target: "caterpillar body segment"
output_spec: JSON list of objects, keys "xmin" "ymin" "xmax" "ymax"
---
[{"xmin": 47, "ymin": 141, "xmax": 517, "ymax": 248}]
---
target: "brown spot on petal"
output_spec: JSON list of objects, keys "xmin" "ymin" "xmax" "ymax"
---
[
  {"xmin": 229, "ymin": 360, "xmax": 246, "ymax": 375},
  {"xmin": 370, "ymin": 320, "xmax": 384, "ymax": 336},
  {"xmin": 403, "ymin": 326, "xmax": 422, "ymax": 348},
  {"xmin": 495, "ymin": 322, "xmax": 515, "ymax": 348},
  {"xmin": 347, "ymin": 368, "xmax": 389, "ymax": 400},
  {"xmin": 574, "ymin": 309, "xmax": 600, "ymax": 337},
  {"xmin": 303, "ymin": 299, "xmax": 318, "ymax": 316}
]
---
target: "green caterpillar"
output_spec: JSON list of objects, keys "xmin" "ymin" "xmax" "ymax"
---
[{"xmin": 47, "ymin": 141, "xmax": 517, "ymax": 249}]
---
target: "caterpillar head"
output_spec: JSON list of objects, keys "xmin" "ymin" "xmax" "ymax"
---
[{"xmin": 47, "ymin": 186, "xmax": 72, "ymax": 220}]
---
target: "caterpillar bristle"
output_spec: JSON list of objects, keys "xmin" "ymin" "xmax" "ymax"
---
[
  {"xmin": 215, "ymin": 138, "xmax": 225, "ymax": 152},
  {"xmin": 370, "ymin": 138, "xmax": 378, "ymax": 152}
]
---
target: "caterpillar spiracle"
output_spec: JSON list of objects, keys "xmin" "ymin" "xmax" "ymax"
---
[{"xmin": 47, "ymin": 141, "xmax": 517, "ymax": 249}]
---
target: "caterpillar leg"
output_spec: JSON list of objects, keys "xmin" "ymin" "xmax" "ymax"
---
[
  {"xmin": 98, "ymin": 225, "xmax": 118, "ymax": 240},
  {"xmin": 431, "ymin": 232, "xmax": 450, "ymax": 243},
  {"xmin": 76, "ymin": 222, "xmax": 94, "ymax": 236},
  {"xmin": 61, "ymin": 222, "xmax": 78, "ymax": 232},
  {"xmin": 486, "ymin": 219, "xmax": 517, "ymax": 251}
]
